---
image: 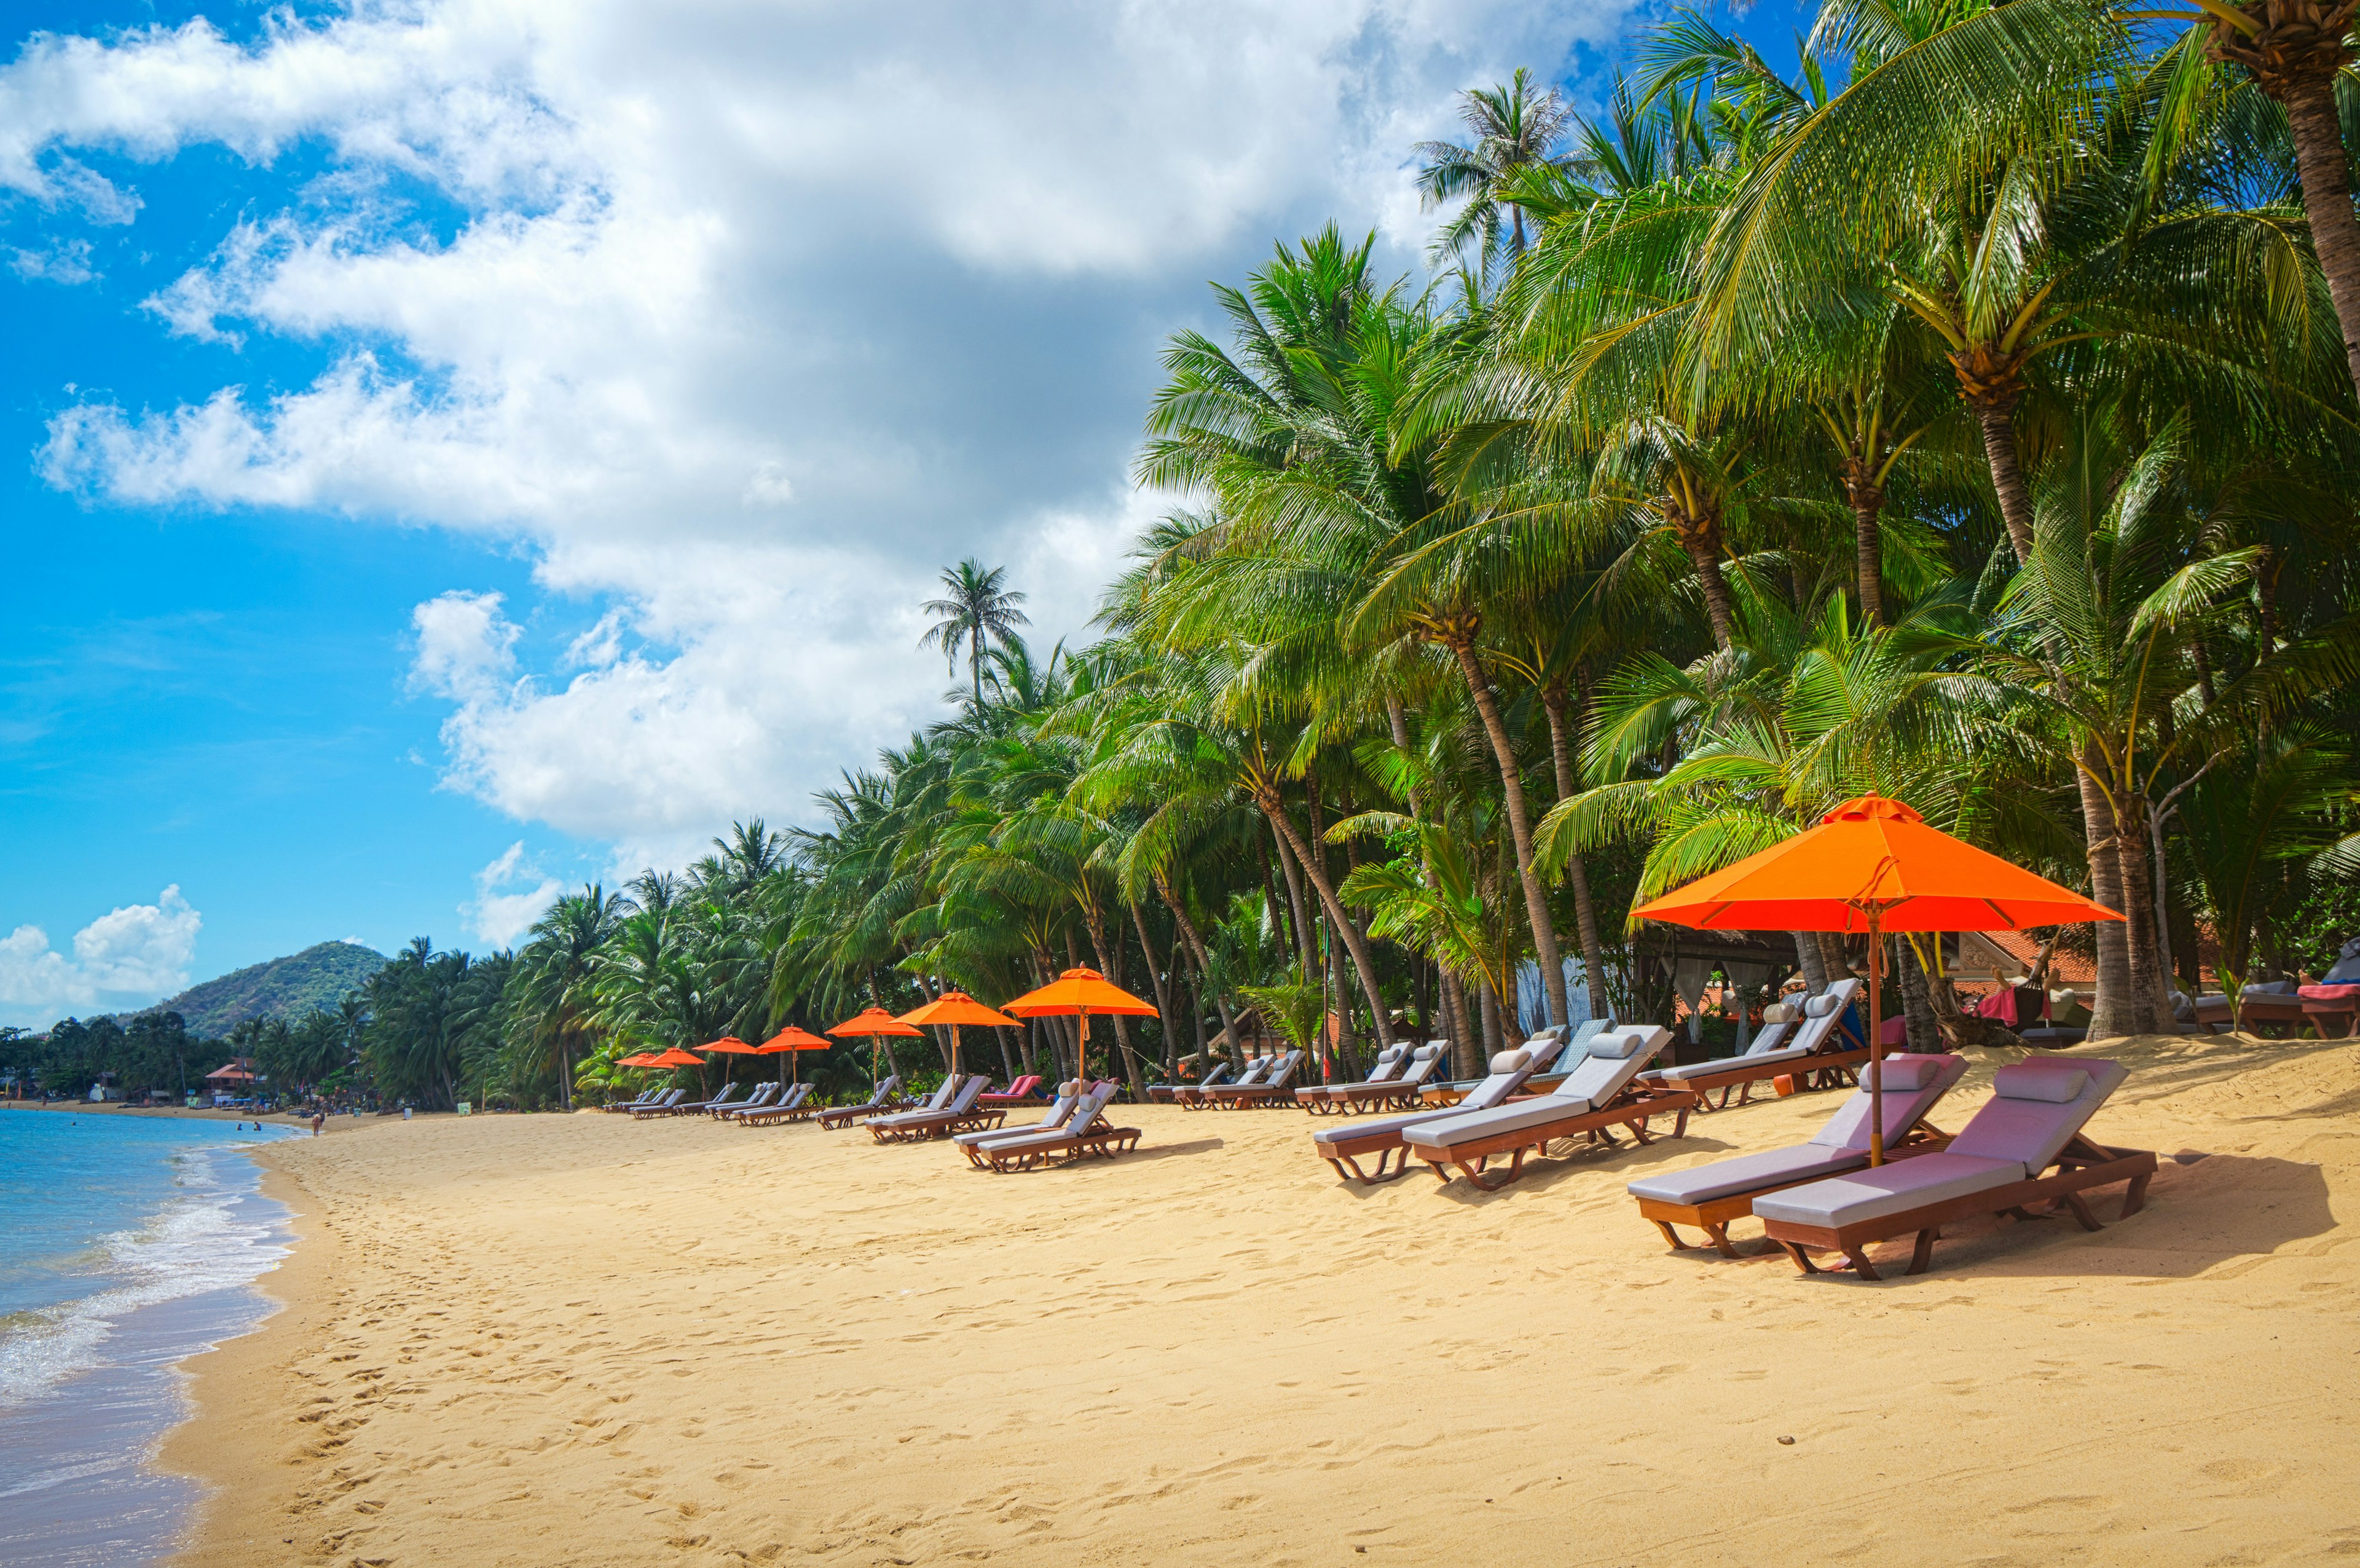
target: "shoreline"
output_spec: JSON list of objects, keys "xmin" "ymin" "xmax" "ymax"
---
[
  {"xmin": 148, "ymin": 1033, "xmax": 2360, "ymax": 1564},
  {"xmin": 160, "ymin": 1150, "xmax": 333, "ymax": 1567}
]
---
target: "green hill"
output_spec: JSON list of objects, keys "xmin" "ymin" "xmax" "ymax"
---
[{"xmin": 152, "ymin": 941, "xmax": 390, "ymax": 1036}]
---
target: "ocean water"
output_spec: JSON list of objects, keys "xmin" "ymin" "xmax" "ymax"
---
[{"xmin": 0, "ymin": 1110, "xmax": 298, "ymax": 1567}]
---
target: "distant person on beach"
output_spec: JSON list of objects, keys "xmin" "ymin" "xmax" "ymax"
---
[{"xmin": 311, "ymin": 1111, "xmax": 324, "ymax": 1137}]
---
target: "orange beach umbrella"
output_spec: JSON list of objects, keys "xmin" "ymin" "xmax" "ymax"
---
[
  {"xmin": 829, "ymin": 1006, "xmax": 924, "ymax": 1088},
  {"xmin": 642, "ymin": 1046, "xmax": 707, "ymax": 1068},
  {"xmin": 757, "ymin": 1025, "xmax": 832, "ymax": 1084},
  {"xmin": 1001, "ymin": 968, "xmax": 1157, "ymax": 1086},
  {"xmin": 1633, "ymin": 795, "xmax": 2123, "ymax": 1165},
  {"xmin": 896, "ymin": 992, "xmax": 1020, "ymax": 1078}
]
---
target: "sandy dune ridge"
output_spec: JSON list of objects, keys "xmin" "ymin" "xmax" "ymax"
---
[{"xmin": 165, "ymin": 1033, "xmax": 2360, "ymax": 1566}]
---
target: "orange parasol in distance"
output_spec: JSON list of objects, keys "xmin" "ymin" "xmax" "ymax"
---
[
  {"xmin": 1001, "ymin": 968, "xmax": 1157, "ymax": 1087},
  {"xmin": 896, "ymin": 992, "xmax": 1020, "ymax": 1079}
]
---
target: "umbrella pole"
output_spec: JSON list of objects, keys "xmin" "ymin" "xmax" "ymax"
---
[
  {"xmin": 950, "ymin": 1023, "xmax": 961, "ymax": 1081},
  {"xmin": 1868, "ymin": 910, "xmax": 1886, "ymax": 1167},
  {"xmin": 1080, "ymin": 1013, "xmax": 1092, "ymax": 1085}
]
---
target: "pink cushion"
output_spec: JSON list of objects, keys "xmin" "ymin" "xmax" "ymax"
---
[{"xmin": 2299, "ymin": 984, "xmax": 2360, "ymax": 1002}]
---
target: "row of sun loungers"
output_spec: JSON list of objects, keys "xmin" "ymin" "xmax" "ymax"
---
[
  {"xmin": 1402, "ymin": 1025, "xmax": 1689, "ymax": 1190},
  {"xmin": 1641, "ymin": 978, "xmax": 1867, "ymax": 1110}
]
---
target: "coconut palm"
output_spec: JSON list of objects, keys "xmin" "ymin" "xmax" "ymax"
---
[
  {"xmin": 920, "ymin": 559, "xmax": 1031, "ymax": 706},
  {"xmin": 1414, "ymin": 68, "xmax": 1580, "ymax": 281}
]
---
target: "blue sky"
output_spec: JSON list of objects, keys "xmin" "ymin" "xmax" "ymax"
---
[{"xmin": 1, "ymin": 0, "xmax": 1809, "ymax": 1027}]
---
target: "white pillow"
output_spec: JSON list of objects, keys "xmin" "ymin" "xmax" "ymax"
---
[
  {"xmin": 1582, "ymin": 1029, "xmax": 1642, "ymax": 1060},
  {"xmin": 1870, "ymin": 1056, "xmax": 1939, "ymax": 1091},
  {"xmin": 1762, "ymin": 1002, "xmax": 1798, "ymax": 1025},
  {"xmin": 1804, "ymin": 992, "xmax": 1844, "ymax": 1019},
  {"xmin": 1487, "ymin": 1048, "xmax": 1532, "ymax": 1075},
  {"xmin": 1993, "ymin": 1064, "xmax": 2088, "ymax": 1102}
]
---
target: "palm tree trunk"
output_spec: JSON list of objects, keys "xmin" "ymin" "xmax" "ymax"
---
[
  {"xmin": 2075, "ymin": 757, "xmax": 2138, "ymax": 1040},
  {"xmin": 1851, "ymin": 496, "xmax": 1886, "ymax": 625},
  {"xmin": 1446, "ymin": 637, "xmax": 1572, "ymax": 1029},
  {"xmin": 1975, "ymin": 400, "xmax": 2038, "ymax": 565},
  {"xmin": 1675, "ymin": 531, "xmax": 1739, "ymax": 651},
  {"xmin": 1257, "ymin": 796, "xmax": 1396, "ymax": 1050},
  {"xmin": 1898, "ymin": 936, "xmax": 1938, "ymax": 1051},
  {"xmin": 1269, "ymin": 815, "xmax": 1321, "ymax": 981},
  {"xmin": 1129, "ymin": 901, "xmax": 1178, "ymax": 1079},
  {"xmin": 2283, "ymin": 73, "xmax": 2360, "ymax": 405},
  {"xmin": 1794, "ymin": 933, "xmax": 1828, "ymax": 996},
  {"xmin": 1439, "ymin": 970, "xmax": 1475, "ymax": 1079},
  {"xmin": 1541, "ymin": 681, "xmax": 1614, "ymax": 1021},
  {"xmin": 1161, "ymin": 885, "xmax": 1240, "ymax": 1067},
  {"xmin": 2112, "ymin": 788, "xmax": 2169, "ymax": 1036}
]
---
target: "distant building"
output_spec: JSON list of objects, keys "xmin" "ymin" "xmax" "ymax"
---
[{"xmin": 203, "ymin": 1057, "xmax": 262, "ymax": 1105}]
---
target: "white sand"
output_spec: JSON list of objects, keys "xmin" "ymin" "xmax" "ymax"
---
[{"xmin": 167, "ymin": 1033, "xmax": 2360, "ymax": 1566}]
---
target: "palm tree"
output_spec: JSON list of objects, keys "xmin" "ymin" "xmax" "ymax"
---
[
  {"xmin": 1414, "ymin": 68, "xmax": 1579, "ymax": 282},
  {"xmin": 508, "ymin": 885, "xmax": 629, "ymax": 1107},
  {"xmin": 2152, "ymin": 1, "xmax": 2360, "ymax": 401},
  {"xmin": 920, "ymin": 560, "xmax": 1031, "ymax": 706}
]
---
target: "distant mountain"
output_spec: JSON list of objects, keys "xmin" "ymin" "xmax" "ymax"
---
[{"xmin": 149, "ymin": 941, "xmax": 390, "ymax": 1036}]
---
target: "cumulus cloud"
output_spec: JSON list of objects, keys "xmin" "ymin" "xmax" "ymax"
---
[
  {"xmin": 463, "ymin": 842, "xmax": 563, "ymax": 948},
  {"xmin": 10, "ymin": 0, "xmax": 1632, "ymax": 866},
  {"xmin": 0, "ymin": 886, "xmax": 202, "ymax": 1024}
]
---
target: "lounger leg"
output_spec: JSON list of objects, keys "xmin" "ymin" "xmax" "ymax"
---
[
  {"xmin": 1704, "ymin": 1222, "xmax": 1739, "ymax": 1260},
  {"xmin": 1780, "ymin": 1241, "xmax": 1819, "ymax": 1274},
  {"xmin": 2120, "ymin": 1170, "xmax": 2152, "ymax": 1220},
  {"xmin": 2063, "ymin": 1191, "xmax": 2106, "ymax": 1232},
  {"xmin": 1629, "ymin": 1118, "xmax": 1653, "ymax": 1146},
  {"xmin": 1650, "ymin": 1218, "xmax": 1686, "ymax": 1250},
  {"xmin": 1843, "ymin": 1245, "xmax": 1882, "ymax": 1282},
  {"xmin": 1907, "ymin": 1227, "xmax": 1940, "ymax": 1275},
  {"xmin": 1673, "ymin": 1105, "xmax": 1692, "ymax": 1138}
]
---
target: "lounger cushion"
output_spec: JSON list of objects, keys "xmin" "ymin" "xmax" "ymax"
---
[
  {"xmin": 1869, "ymin": 1056, "xmax": 1941, "ymax": 1092},
  {"xmin": 1943, "ymin": 1059, "xmax": 2127, "ymax": 1174},
  {"xmin": 1651, "ymin": 1044, "xmax": 1815, "ymax": 1081},
  {"xmin": 1808, "ymin": 1055, "xmax": 1966, "ymax": 1148},
  {"xmin": 1804, "ymin": 992, "xmax": 1844, "ymax": 1018},
  {"xmin": 1404, "ymin": 1095, "xmax": 1593, "ymax": 1149},
  {"xmin": 1751, "ymin": 1151, "xmax": 2024, "ymax": 1228},
  {"xmin": 1627, "ymin": 1143, "xmax": 1870, "ymax": 1205},
  {"xmin": 1762, "ymin": 1002, "xmax": 1798, "ymax": 1024},
  {"xmin": 1581, "ymin": 1029, "xmax": 1645, "ymax": 1060},
  {"xmin": 1490, "ymin": 1048, "xmax": 1532, "ymax": 1074},
  {"xmin": 1992, "ymin": 1064, "xmax": 2087, "ymax": 1102}
]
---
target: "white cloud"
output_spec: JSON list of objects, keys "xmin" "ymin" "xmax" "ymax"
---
[
  {"xmin": 10, "ymin": 0, "xmax": 1632, "ymax": 868},
  {"xmin": 0, "ymin": 887, "xmax": 202, "ymax": 1024},
  {"xmin": 10, "ymin": 235, "xmax": 94, "ymax": 282},
  {"xmin": 462, "ymin": 842, "xmax": 562, "ymax": 948}
]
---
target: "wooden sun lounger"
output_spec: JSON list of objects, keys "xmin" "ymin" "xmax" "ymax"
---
[
  {"xmin": 870, "ymin": 1076, "xmax": 999, "ymax": 1142},
  {"xmin": 978, "ymin": 1075, "xmax": 1045, "ymax": 1107},
  {"xmin": 1150, "ymin": 1062, "xmax": 1230, "ymax": 1104},
  {"xmin": 1402, "ymin": 1027, "xmax": 1688, "ymax": 1191},
  {"xmin": 1644, "ymin": 980, "xmax": 1870, "ymax": 1112},
  {"xmin": 1310, "ymin": 1048, "xmax": 1546, "ymax": 1183},
  {"xmin": 1179, "ymin": 1057, "xmax": 1268, "ymax": 1108},
  {"xmin": 709, "ymin": 1082, "xmax": 781, "ymax": 1118},
  {"xmin": 813, "ymin": 1076, "xmax": 910, "ymax": 1129},
  {"xmin": 605, "ymin": 1088, "xmax": 664, "ymax": 1113},
  {"xmin": 628, "ymin": 1089, "xmax": 688, "ymax": 1119},
  {"xmin": 1629, "ymin": 1054, "xmax": 1967, "ymax": 1258},
  {"xmin": 1296, "ymin": 1043, "xmax": 1409, "ymax": 1112},
  {"xmin": 731, "ymin": 1083, "xmax": 817, "ymax": 1126},
  {"xmin": 1206, "ymin": 1051, "xmax": 1305, "ymax": 1108},
  {"xmin": 1314, "ymin": 1043, "xmax": 1450, "ymax": 1116},
  {"xmin": 974, "ymin": 1087, "xmax": 1138, "ymax": 1171},
  {"xmin": 1755, "ymin": 1059, "xmax": 2157, "ymax": 1280},
  {"xmin": 672, "ymin": 1083, "xmax": 750, "ymax": 1116}
]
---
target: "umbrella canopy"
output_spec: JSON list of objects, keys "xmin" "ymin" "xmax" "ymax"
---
[
  {"xmin": 830, "ymin": 1006, "xmax": 924, "ymax": 1088},
  {"xmin": 701, "ymin": 1035, "xmax": 761, "ymax": 1054},
  {"xmin": 1630, "ymin": 796, "xmax": 2125, "ymax": 933},
  {"xmin": 642, "ymin": 1046, "xmax": 707, "ymax": 1068},
  {"xmin": 897, "ymin": 992, "xmax": 1021, "ymax": 1078},
  {"xmin": 756, "ymin": 1025, "xmax": 832, "ymax": 1083},
  {"xmin": 1002, "ymin": 968, "xmax": 1157, "ymax": 1085},
  {"xmin": 615, "ymin": 1052, "xmax": 660, "ymax": 1068},
  {"xmin": 1633, "ymin": 795, "xmax": 2123, "ymax": 1165}
]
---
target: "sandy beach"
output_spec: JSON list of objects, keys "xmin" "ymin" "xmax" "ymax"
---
[{"xmin": 162, "ymin": 1033, "xmax": 2360, "ymax": 1567}]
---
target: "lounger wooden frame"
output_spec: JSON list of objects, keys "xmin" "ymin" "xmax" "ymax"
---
[
  {"xmin": 1318, "ymin": 1123, "xmax": 1446, "ymax": 1184},
  {"xmin": 628, "ymin": 1091, "xmax": 687, "ymax": 1120},
  {"xmin": 1759, "ymin": 1134, "xmax": 2158, "ymax": 1280},
  {"xmin": 870, "ymin": 1107, "xmax": 1007, "ymax": 1143},
  {"xmin": 1636, "ymin": 1123, "xmax": 1953, "ymax": 1258},
  {"xmin": 1410, "ymin": 1086, "xmax": 1697, "ymax": 1192},
  {"xmin": 1666, "ymin": 1046, "xmax": 1870, "ymax": 1113},
  {"xmin": 731, "ymin": 1087, "xmax": 817, "ymax": 1126},
  {"xmin": 813, "ymin": 1095, "xmax": 910, "ymax": 1130},
  {"xmin": 977, "ymin": 1123, "xmax": 1142, "ymax": 1170}
]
